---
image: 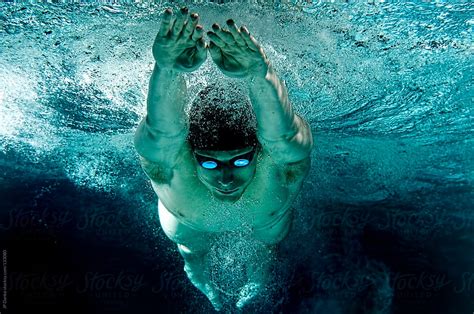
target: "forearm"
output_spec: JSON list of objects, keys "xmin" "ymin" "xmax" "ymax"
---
[
  {"xmin": 247, "ymin": 66, "xmax": 295, "ymax": 139},
  {"xmin": 145, "ymin": 63, "xmax": 187, "ymax": 134},
  {"xmin": 246, "ymin": 66, "xmax": 313, "ymax": 162},
  {"xmin": 134, "ymin": 64, "xmax": 188, "ymax": 162}
]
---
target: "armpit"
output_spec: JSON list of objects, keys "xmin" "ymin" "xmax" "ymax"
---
[
  {"xmin": 139, "ymin": 156, "xmax": 173, "ymax": 185},
  {"xmin": 283, "ymin": 156, "xmax": 311, "ymax": 185}
]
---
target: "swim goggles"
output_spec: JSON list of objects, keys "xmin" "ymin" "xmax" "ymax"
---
[{"xmin": 194, "ymin": 149, "xmax": 256, "ymax": 170}]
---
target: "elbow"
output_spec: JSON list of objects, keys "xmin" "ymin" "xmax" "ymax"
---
[
  {"xmin": 133, "ymin": 119, "xmax": 147, "ymax": 157},
  {"xmin": 260, "ymin": 139, "xmax": 312, "ymax": 164},
  {"xmin": 133, "ymin": 119, "xmax": 162, "ymax": 160},
  {"xmin": 134, "ymin": 119, "xmax": 158, "ymax": 159},
  {"xmin": 284, "ymin": 122, "xmax": 313, "ymax": 162},
  {"xmin": 133, "ymin": 117, "xmax": 188, "ymax": 164},
  {"xmin": 294, "ymin": 126, "xmax": 313, "ymax": 156}
]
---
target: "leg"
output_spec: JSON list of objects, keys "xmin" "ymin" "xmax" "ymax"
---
[
  {"xmin": 177, "ymin": 244, "xmax": 223, "ymax": 311},
  {"xmin": 236, "ymin": 243, "xmax": 276, "ymax": 309},
  {"xmin": 236, "ymin": 209, "xmax": 293, "ymax": 308},
  {"xmin": 158, "ymin": 201, "xmax": 223, "ymax": 310}
]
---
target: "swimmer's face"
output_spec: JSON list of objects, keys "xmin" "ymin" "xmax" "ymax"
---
[{"xmin": 193, "ymin": 146, "xmax": 258, "ymax": 202}]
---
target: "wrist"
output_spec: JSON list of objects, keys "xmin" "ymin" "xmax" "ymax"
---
[
  {"xmin": 245, "ymin": 63, "xmax": 273, "ymax": 84},
  {"xmin": 154, "ymin": 63, "xmax": 181, "ymax": 76}
]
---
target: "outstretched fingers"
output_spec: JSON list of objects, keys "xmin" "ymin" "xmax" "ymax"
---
[
  {"xmin": 171, "ymin": 7, "xmax": 188, "ymax": 39},
  {"xmin": 181, "ymin": 13, "xmax": 199, "ymax": 40},
  {"xmin": 191, "ymin": 25, "xmax": 204, "ymax": 42},
  {"xmin": 226, "ymin": 19, "xmax": 246, "ymax": 46},
  {"xmin": 158, "ymin": 8, "xmax": 173, "ymax": 37},
  {"xmin": 211, "ymin": 23, "xmax": 235, "ymax": 45},
  {"xmin": 239, "ymin": 25, "xmax": 259, "ymax": 52},
  {"xmin": 207, "ymin": 31, "xmax": 226, "ymax": 48}
]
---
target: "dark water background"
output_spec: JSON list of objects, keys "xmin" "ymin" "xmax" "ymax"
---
[{"xmin": 0, "ymin": 1, "xmax": 473, "ymax": 313}]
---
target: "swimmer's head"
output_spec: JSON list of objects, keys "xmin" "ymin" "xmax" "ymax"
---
[
  {"xmin": 187, "ymin": 82, "xmax": 259, "ymax": 202},
  {"xmin": 187, "ymin": 82, "xmax": 258, "ymax": 151}
]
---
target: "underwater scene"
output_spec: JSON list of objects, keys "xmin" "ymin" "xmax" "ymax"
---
[{"xmin": 0, "ymin": 0, "xmax": 473, "ymax": 313}]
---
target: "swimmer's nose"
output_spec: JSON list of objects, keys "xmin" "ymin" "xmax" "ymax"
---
[{"xmin": 218, "ymin": 168, "xmax": 234, "ymax": 187}]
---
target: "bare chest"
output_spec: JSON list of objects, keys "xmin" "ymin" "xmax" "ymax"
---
[{"xmin": 154, "ymin": 159, "xmax": 293, "ymax": 232}]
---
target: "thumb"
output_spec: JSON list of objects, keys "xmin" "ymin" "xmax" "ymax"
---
[
  {"xmin": 196, "ymin": 37, "xmax": 206, "ymax": 52},
  {"xmin": 208, "ymin": 41, "xmax": 223, "ymax": 65},
  {"xmin": 195, "ymin": 38, "xmax": 208, "ymax": 64}
]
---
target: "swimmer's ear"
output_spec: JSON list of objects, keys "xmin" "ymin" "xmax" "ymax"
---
[{"xmin": 208, "ymin": 41, "xmax": 223, "ymax": 64}]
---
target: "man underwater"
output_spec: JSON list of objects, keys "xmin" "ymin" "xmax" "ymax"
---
[{"xmin": 134, "ymin": 7, "xmax": 313, "ymax": 310}]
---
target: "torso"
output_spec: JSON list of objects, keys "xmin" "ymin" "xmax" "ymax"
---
[{"xmin": 150, "ymin": 144, "xmax": 307, "ymax": 233}]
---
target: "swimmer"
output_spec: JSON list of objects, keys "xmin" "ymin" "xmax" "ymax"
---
[{"xmin": 134, "ymin": 7, "xmax": 313, "ymax": 311}]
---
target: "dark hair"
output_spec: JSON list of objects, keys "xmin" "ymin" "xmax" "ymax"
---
[{"xmin": 187, "ymin": 82, "xmax": 258, "ymax": 151}]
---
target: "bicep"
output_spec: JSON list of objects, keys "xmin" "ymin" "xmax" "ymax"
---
[
  {"xmin": 135, "ymin": 118, "xmax": 191, "ymax": 184},
  {"xmin": 138, "ymin": 141, "xmax": 195, "ymax": 185},
  {"xmin": 134, "ymin": 118, "xmax": 188, "ymax": 166}
]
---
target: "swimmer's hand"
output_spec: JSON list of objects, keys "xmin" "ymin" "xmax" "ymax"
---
[
  {"xmin": 207, "ymin": 20, "xmax": 270, "ymax": 79},
  {"xmin": 153, "ymin": 7, "xmax": 207, "ymax": 72}
]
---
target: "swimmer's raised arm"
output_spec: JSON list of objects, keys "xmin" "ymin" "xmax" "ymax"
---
[
  {"xmin": 207, "ymin": 20, "xmax": 313, "ymax": 164},
  {"xmin": 134, "ymin": 8, "xmax": 206, "ymax": 171}
]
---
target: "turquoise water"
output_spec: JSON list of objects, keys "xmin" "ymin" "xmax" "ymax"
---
[{"xmin": 0, "ymin": 1, "xmax": 472, "ymax": 313}]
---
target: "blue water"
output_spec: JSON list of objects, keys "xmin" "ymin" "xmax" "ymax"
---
[{"xmin": 0, "ymin": 1, "xmax": 472, "ymax": 313}]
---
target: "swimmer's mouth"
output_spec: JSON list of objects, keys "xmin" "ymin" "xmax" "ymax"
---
[{"xmin": 216, "ymin": 188, "xmax": 239, "ymax": 195}]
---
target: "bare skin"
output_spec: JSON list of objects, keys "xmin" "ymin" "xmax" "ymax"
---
[{"xmin": 134, "ymin": 7, "xmax": 313, "ymax": 311}]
